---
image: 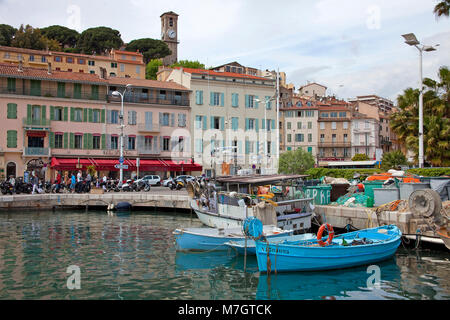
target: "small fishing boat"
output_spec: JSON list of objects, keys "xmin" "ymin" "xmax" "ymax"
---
[
  {"xmin": 247, "ymin": 221, "xmax": 402, "ymax": 273},
  {"xmin": 173, "ymin": 225, "xmax": 292, "ymax": 252},
  {"xmin": 225, "ymin": 233, "xmax": 316, "ymax": 255}
]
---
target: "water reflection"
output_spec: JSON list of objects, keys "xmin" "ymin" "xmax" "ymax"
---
[{"xmin": 0, "ymin": 210, "xmax": 448, "ymax": 300}]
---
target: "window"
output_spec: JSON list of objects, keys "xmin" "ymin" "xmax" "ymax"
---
[
  {"xmin": 246, "ymin": 95, "xmax": 256, "ymax": 108},
  {"xmin": 128, "ymin": 137, "xmax": 136, "ymax": 150},
  {"xmin": 29, "ymin": 55, "xmax": 34, "ymax": 62},
  {"xmin": 308, "ymin": 133, "xmax": 312, "ymax": 142},
  {"xmin": 266, "ymin": 119, "xmax": 272, "ymax": 132},
  {"xmin": 330, "ymin": 112, "xmax": 338, "ymax": 118},
  {"xmin": 7, "ymin": 78, "xmax": 16, "ymax": 92},
  {"xmin": 7, "ymin": 130, "xmax": 17, "ymax": 148},
  {"xmin": 128, "ymin": 110, "xmax": 137, "ymax": 125},
  {"xmin": 110, "ymin": 136, "xmax": 118, "ymax": 149},
  {"xmin": 297, "ymin": 122, "xmax": 302, "ymax": 129},
  {"xmin": 339, "ymin": 112, "xmax": 347, "ymax": 117},
  {"xmin": 231, "ymin": 93, "xmax": 239, "ymax": 107},
  {"xmin": 4, "ymin": 52, "xmax": 10, "ymax": 59},
  {"xmin": 136, "ymin": 66, "xmax": 141, "ymax": 74},
  {"xmin": 18, "ymin": 54, "xmax": 23, "ymax": 61},
  {"xmin": 111, "ymin": 62, "xmax": 117, "ymax": 68},
  {"xmin": 287, "ymin": 122, "xmax": 291, "ymax": 129},
  {"xmin": 86, "ymin": 135, "xmax": 98, "ymax": 149},
  {"xmin": 196, "ymin": 91, "xmax": 204, "ymax": 105},
  {"xmin": 211, "ymin": 92, "xmax": 221, "ymax": 106},
  {"xmin": 308, "ymin": 122, "xmax": 312, "ymax": 129},
  {"xmin": 78, "ymin": 59, "xmax": 85, "ymax": 64},
  {"xmin": 295, "ymin": 134, "xmax": 304, "ymax": 142},
  {"xmin": 343, "ymin": 122, "xmax": 348, "ymax": 129},
  {"xmin": 248, "ymin": 119, "xmax": 255, "ymax": 130},
  {"xmin": 163, "ymin": 137, "xmax": 170, "ymax": 151},
  {"xmin": 74, "ymin": 108, "xmax": 82, "ymax": 122},
  {"xmin": 67, "ymin": 57, "xmax": 74, "ymax": 63},
  {"xmin": 365, "ymin": 120, "xmax": 370, "ymax": 129},
  {"xmin": 179, "ymin": 137, "xmax": 184, "ymax": 152},
  {"xmin": 144, "ymin": 136, "xmax": 152, "ymax": 149},
  {"xmin": 74, "ymin": 134, "xmax": 82, "ymax": 149},
  {"xmin": 93, "ymin": 109, "xmax": 100, "ymax": 123},
  {"xmin": 120, "ymin": 64, "xmax": 125, "ymax": 72},
  {"xmin": 159, "ymin": 90, "xmax": 166, "ymax": 100},
  {"xmin": 88, "ymin": 60, "xmax": 95, "ymax": 66},
  {"xmin": 30, "ymin": 80, "xmax": 41, "ymax": 96},
  {"xmin": 321, "ymin": 112, "xmax": 329, "ymax": 118},
  {"xmin": 55, "ymin": 134, "xmax": 63, "ymax": 149},
  {"xmin": 320, "ymin": 122, "xmax": 325, "ymax": 130},
  {"xmin": 344, "ymin": 134, "xmax": 348, "ymax": 143},
  {"xmin": 57, "ymin": 82, "xmax": 65, "ymax": 98},
  {"xmin": 213, "ymin": 117, "xmax": 221, "ymax": 130},
  {"xmin": 54, "ymin": 56, "xmax": 62, "ymax": 62},
  {"xmin": 7, "ymin": 103, "xmax": 17, "ymax": 119},
  {"xmin": 91, "ymin": 85, "xmax": 99, "ymax": 100},
  {"xmin": 332, "ymin": 134, "xmax": 337, "ymax": 143},
  {"xmin": 67, "ymin": 69, "xmax": 72, "ymax": 72},
  {"xmin": 320, "ymin": 134, "xmax": 325, "ymax": 143},
  {"xmin": 332, "ymin": 122, "xmax": 337, "ymax": 130},
  {"xmin": 287, "ymin": 134, "xmax": 292, "ymax": 142},
  {"xmin": 54, "ymin": 107, "xmax": 63, "ymax": 121},
  {"xmin": 110, "ymin": 110, "xmax": 119, "ymax": 124},
  {"xmin": 162, "ymin": 113, "xmax": 170, "ymax": 126}
]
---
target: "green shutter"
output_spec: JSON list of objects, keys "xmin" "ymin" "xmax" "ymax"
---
[
  {"xmin": 64, "ymin": 107, "xmax": 68, "ymax": 121},
  {"xmin": 101, "ymin": 109, "xmax": 106, "ymax": 123},
  {"xmin": 27, "ymin": 104, "xmax": 32, "ymax": 124},
  {"xmin": 83, "ymin": 108, "xmax": 88, "ymax": 122},
  {"xmin": 210, "ymin": 92, "xmax": 214, "ymax": 106},
  {"xmin": 63, "ymin": 132, "xmax": 69, "ymax": 149},
  {"xmin": 74, "ymin": 83, "xmax": 82, "ymax": 99},
  {"xmin": 88, "ymin": 109, "xmax": 93, "ymax": 122},
  {"xmin": 101, "ymin": 134, "xmax": 106, "ymax": 149},
  {"xmin": 88, "ymin": 134, "xmax": 93, "ymax": 149},
  {"xmin": 83, "ymin": 133, "xmax": 89, "ymax": 149},
  {"xmin": 49, "ymin": 132, "xmax": 55, "ymax": 148},
  {"xmin": 7, "ymin": 130, "xmax": 17, "ymax": 148},
  {"xmin": 30, "ymin": 80, "xmax": 41, "ymax": 96},
  {"xmin": 7, "ymin": 78, "xmax": 16, "ymax": 92},
  {"xmin": 7, "ymin": 103, "xmax": 17, "ymax": 119},
  {"xmin": 91, "ymin": 85, "xmax": 99, "ymax": 100},
  {"xmin": 57, "ymin": 82, "xmax": 65, "ymax": 98},
  {"xmin": 41, "ymin": 105, "xmax": 46, "ymax": 122},
  {"xmin": 50, "ymin": 106, "xmax": 54, "ymax": 120},
  {"xmin": 70, "ymin": 107, "xmax": 75, "ymax": 121},
  {"xmin": 220, "ymin": 93, "xmax": 224, "ymax": 107},
  {"xmin": 69, "ymin": 133, "xmax": 75, "ymax": 149}
]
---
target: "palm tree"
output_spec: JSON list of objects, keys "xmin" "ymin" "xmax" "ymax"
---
[
  {"xmin": 434, "ymin": 0, "xmax": 450, "ymax": 19},
  {"xmin": 381, "ymin": 151, "xmax": 408, "ymax": 170}
]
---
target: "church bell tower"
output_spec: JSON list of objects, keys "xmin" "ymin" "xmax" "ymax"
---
[{"xmin": 161, "ymin": 11, "xmax": 179, "ymax": 66}]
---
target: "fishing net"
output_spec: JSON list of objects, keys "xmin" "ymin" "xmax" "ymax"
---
[{"xmin": 331, "ymin": 193, "xmax": 372, "ymax": 208}]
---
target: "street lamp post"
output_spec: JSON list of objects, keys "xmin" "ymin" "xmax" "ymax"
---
[
  {"xmin": 112, "ymin": 84, "xmax": 132, "ymax": 185},
  {"xmin": 254, "ymin": 96, "xmax": 277, "ymax": 172},
  {"xmin": 401, "ymin": 33, "xmax": 439, "ymax": 168}
]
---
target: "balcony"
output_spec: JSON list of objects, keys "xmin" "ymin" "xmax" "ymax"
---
[
  {"xmin": 138, "ymin": 123, "xmax": 160, "ymax": 133},
  {"xmin": 318, "ymin": 142, "xmax": 351, "ymax": 148},
  {"xmin": 0, "ymin": 86, "xmax": 106, "ymax": 101},
  {"xmin": 22, "ymin": 118, "xmax": 51, "ymax": 130},
  {"xmin": 107, "ymin": 93, "xmax": 190, "ymax": 107},
  {"xmin": 138, "ymin": 148, "xmax": 161, "ymax": 155},
  {"xmin": 23, "ymin": 147, "xmax": 50, "ymax": 157}
]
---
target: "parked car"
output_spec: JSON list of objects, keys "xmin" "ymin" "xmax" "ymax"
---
[{"xmin": 137, "ymin": 175, "xmax": 161, "ymax": 186}]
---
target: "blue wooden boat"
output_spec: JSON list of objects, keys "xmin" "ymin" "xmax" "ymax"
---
[
  {"xmin": 250, "ymin": 223, "xmax": 402, "ymax": 273},
  {"xmin": 173, "ymin": 225, "xmax": 293, "ymax": 252},
  {"xmin": 225, "ymin": 233, "xmax": 316, "ymax": 255}
]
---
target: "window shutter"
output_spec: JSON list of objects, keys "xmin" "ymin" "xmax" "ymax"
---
[
  {"xmin": 83, "ymin": 108, "xmax": 88, "ymax": 122},
  {"xmin": 220, "ymin": 93, "xmax": 224, "ymax": 107},
  {"xmin": 210, "ymin": 92, "xmax": 214, "ymax": 106},
  {"xmin": 106, "ymin": 110, "xmax": 111, "ymax": 124},
  {"xmin": 41, "ymin": 105, "xmax": 46, "ymax": 122},
  {"xmin": 255, "ymin": 119, "xmax": 259, "ymax": 132},
  {"xmin": 70, "ymin": 107, "xmax": 75, "ymax": 122},
  {"xmin": 63, "ymin": 133, "xmax": 68, "ymax": 149},
  {"xmin": 64, "ymin": 107, "xmax": 68, "ymax": 121},
  {"xmin": 49, "ymin": 132, "xmax": 55, "ymax": 149},
  {"xmin": 159, "ymin": 112, "xmax": 163, "ymax": 125},
  {"xmin": 245, "ymin": 140, "xmax": 250, "ymax": 154},
  {"xmin": 27, "ymin": 104, "xmax": 32, "ymax": 123},
  {"xmin": 88, "ymin": 109, "xmax": 93, "ymax": 122},
  {"xmin": 106, "ymin": 134, "xmax": 111, "ymax": 149},
  {"xmin": 202, "ymin": 116, "xmax": 207, "ymax": 130},
  {"xmin": 272, "ymin": 120, "xmax": 275, "ymax": 130},
  {"xmin": 88, "ymin": 134, "xmax": 93, "ymax": 149},
  {"xmin": 254, "ymin": 96, "xmax": 259, "ymax": 109},
  {"xmin": 245, "ymin": 95, "xmax": 249, "ymax": 108},
  {"xmin": 133, "ymin": 111, "xmax": 137, "ymax": 125},
  {"xmin": 101, "ymin": 134, "xmax": 106, "ymax": 150},
  {"xmin": 69, "ymin": 133, "xmax": 75, "ymax": 149},
  {"xmin": 245, "ymin": 118, "xmax": 249, "ymax": 131},
  {"xmin": 262, "ymin": 119, "xmax": 266, "ymax": 130},
  {"xmin": 7, "ymin": 130, "xmax": 17, "ymax": 148},
  {"xmin": 170, "ymin": 113, "xmax": 175, "ymax": 127},
  {"xmin": 210, "ymin": 116, "xmax": 214, "ymax": 129},
  {"xmin": 83, "ymin": 133, "xmax": 88, "ymax": 149},
  {"xmin": 101, "ymin": 109, "xmax": 106, "ymax": 123},
  {"xmin": 220, "ymin": 117, "xmax": 225, "ymax": 131},
  {"xmin": 7, "ymin": 103, "xmax": 17, "ymax": 119}
]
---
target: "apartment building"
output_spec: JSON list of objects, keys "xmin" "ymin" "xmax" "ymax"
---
[
  {"xmin": 351, "ymin": 113, "xmax": 379, "ymax": 159},
  {"xmin": 279, "ymin": 85, "xmax": 294, "ymax": 151},
  {"xmin": 0, "ymin": 62, "xmax": 198, "ymax": 181},
  {"xmin": 299, "ymin": 82, "xmax": 327, "ymax": 99},
  {"xmin": 348, "ymin": 95, "xmax": 395, "ymax": 114},
  {"xmin": 317, "ymin": 100, "xmax": 352, "ymax": 164},
  {"xmin": 0, "ymin": 46, "xmax": 145, "ymax": 79},
  {"xmin": 281, "ymin": 97, "xmax": 319, "ymax": 158},
  {"xmin": 158, "ymin": 66, "xmax": 277, "ymax": 176}
]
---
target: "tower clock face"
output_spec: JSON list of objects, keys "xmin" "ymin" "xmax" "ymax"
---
[{"xmin": 167, "ymin": 29, "xmax": 176, "ymax": 39}]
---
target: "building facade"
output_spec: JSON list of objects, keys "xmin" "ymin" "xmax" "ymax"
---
[
  {"xmin": 158, "ymin": 67, "xmax": 277, "ymax": 177},
  {"xmin": 299, "ymin": 82, "xmax": 327, "ymax": 99},
  {"xmin": 161, "ymin": 11, "xmax": 179, "ymax": 66},
  {"xmin": 0, "ymin": 62, "xmax": 198, "ymax": 182}
]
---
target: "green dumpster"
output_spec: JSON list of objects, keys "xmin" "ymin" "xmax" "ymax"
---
[
  {"xmin": 304, "ymin": 184, "xmax": 332, "ymax": 205},
  {"xmin": 363, "ymin": 181, "xmax": 385, "ymax": 200}
]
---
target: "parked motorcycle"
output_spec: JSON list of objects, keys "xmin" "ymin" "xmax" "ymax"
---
[
  {"xmin": 169, "ymin": 178, "xmax": 186, "ymax": 191},
  {"xmin": 133, "ymin": 180, "xmax": 151, "ymax": 192},
  {"xmin": 0, "ymin": 181, "xmax": 14, "ymax": 195}
]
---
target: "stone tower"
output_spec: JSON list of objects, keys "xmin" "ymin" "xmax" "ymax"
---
[{"xmin": 161, "ymin": 11, "xmax": 179, "ymax": 66}]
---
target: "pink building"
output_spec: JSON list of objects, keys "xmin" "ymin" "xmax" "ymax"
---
[{"xmin": 0, "ymin": 62, "xmax": 200, "ymax": 182}]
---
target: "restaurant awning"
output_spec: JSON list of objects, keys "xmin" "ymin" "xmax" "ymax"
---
[{"xmin": 50, "ymin": 158, "xmax": 203, "ymax": 172}]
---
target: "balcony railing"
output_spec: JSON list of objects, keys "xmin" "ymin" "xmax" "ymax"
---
[
  {"xmin": 137, "ymin": 123, "xmax": 161, "ymax": 133},
  {"xmin": 23, "ymin": 117, "xmax": 51, "ymax": 128},
  {"xmin": 23, "ymin": 147, "xmax": 50, "ymax": 156},
  {"xmin": 138, "ymin": 148, "xmax": 161, "ymax": 155},
  {"xmin": 0, "ymin": 86, "xmax": 106, "ymax": 101},
  {"xmin": 107, "ymin": 93, "xmax": 190, "ymax": 107},
  {"xmin": 318, "ymin": 142, "xmax": 351, "ymax": 148}
]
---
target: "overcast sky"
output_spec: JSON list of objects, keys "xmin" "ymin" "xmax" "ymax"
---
[{"xmin": 1, "ymin": 0, "xmax": 449, "ymax": 102}]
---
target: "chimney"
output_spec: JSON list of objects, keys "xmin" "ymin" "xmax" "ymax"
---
[
  {"xmin": 18, "ymin": 59, "xmax": 23, "ymax": 72},
  {"xmin": 47, "ymin": 62, "xmax": 52, "ymax": 75}
]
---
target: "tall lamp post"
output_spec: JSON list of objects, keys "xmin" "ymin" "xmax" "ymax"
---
[
  {"xmin": 112, "ymin": 84, "xmax": 132, "ymax": 185},
  {"xmin": 401, "ymin": 33, "xmax": 439, "ymax": 168}
]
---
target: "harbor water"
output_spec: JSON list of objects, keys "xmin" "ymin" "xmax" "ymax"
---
[{"xmin": 0, "ymin": 210, "xmax": 448, "ymax": 300}]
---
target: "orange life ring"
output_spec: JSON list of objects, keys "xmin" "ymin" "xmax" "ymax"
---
[{"xmin": 317, "ymin": 224, "xmax": 334, "ymax": 247}]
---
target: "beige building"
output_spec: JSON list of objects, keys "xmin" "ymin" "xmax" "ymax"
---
[
  {"xmin": 299, "ymin": 82, "xmax": 327, "ymax": 99},
  {"xmin": 158, "ymin": 66, "xmax": 277, "ymax": 176},
  {"xmin": 161, "ymin": 11, "xmax": 179, "ymax": 66}
]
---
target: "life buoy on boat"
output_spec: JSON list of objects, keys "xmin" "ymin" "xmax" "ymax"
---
[{"xmin": 317, "ymin": 224, "xmax": 334, "ymax": 247}]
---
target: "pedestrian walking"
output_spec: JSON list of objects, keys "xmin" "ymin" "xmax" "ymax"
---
[
  {"xmin": 70, "ymin": 173, "xmax": 76, "ymax": 192},
  {"xmin": 32, "ymin": 173, "xmax": 38, "ymax": 194},
  {"xmin": 56, "ymin": 171, "xmax": 62, "ymax": 193}
]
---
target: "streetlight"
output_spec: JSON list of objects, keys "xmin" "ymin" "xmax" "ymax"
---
[
  {"xmin": 401, "ymin": 33, "xmax": 439, "ymax": 168},
  {"xmin": 254, "ymin": 96, "xmax": 276, "ymax": 172},
  {"xmin": 112, "ymin": 84, "xmax": 132, "ymax": 185}
]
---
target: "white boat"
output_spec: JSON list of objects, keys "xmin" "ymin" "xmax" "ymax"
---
[
  {"xmin": 188, "ymin": 174, "xmax": 314, "ymax": 234},
  {"xmin": 173, "ymin": 225, "xmax": 292, "ymax": 252}
]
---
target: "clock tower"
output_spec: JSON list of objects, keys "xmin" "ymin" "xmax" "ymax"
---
[{"xmin": 161, "ymin": 11, "xmax": 179, "ymax": 66}]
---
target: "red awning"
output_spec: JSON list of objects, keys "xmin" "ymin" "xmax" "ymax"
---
[
  {"xmin": 27, "ymin": 131, "xmax": 47, "ymax": 137},
  {"xmin": 50, "ymin": 158, "xmax": 202, "ymax": 172}
]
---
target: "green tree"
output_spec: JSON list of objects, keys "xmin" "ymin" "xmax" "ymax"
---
[
  {"xmin": 170, "ymin": 60, "xmax": 205, "ymax": 69},
  {"xmin": 381, "ymin": 151, "xmax": 408, "ymax": 170},
  {"xmin": 0, "ymin": 24, "xmax": 17, "ymax": 46},
  {"xmin": 40, "ymin": 25, "xmax": 79, "ymax": 48},
  {"xmin": 278, "ymin": 148, "xmax": 315, "ymax": 175},
  {"xmin": 390, "ymin": 66, "xmax": 450, "ymax": 166},
  {"xmin": 434, "ymin": 0, "xmax": 450, "ymax": 19},
  {"xmin": 125, "ymin": 38, "xmax": 171, "ymax": 64},
  {"xmin": 11, "ymin": 24, "xmax": 47, "ymax": 50},
  {"xmin": 352, "ymin": 154, "xmax": 369, "ymax": 161},
  {"xmin": 77, "ymin": 27, "xmax": 123, "ymax": 54},
  {"xmin": 146, "ymin": 59, "xmax": 163, "ymax": 80}
]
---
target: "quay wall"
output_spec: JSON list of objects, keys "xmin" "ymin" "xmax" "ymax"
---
[{"xmin": 0, "ymin": 193, "xmax": 190, "ymax": 211}]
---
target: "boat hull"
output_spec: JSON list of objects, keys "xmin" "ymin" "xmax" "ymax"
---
[
  {"xmin": 174, "ymin": 226, "xmax": 292, "ymax": 252},
  {"xmin": 254, "ymin": 226, "xmax": 402, "ymax": 272}
]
